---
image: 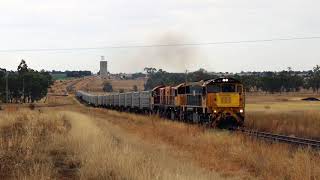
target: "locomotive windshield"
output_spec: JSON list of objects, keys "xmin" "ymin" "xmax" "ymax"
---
[
  {"xmin": 221, "ymin": 84, "xmax": 236, "ymax": 92},
  {"xmin": 207, "ymin": 84, "xmax": 237, "ymax": 93},
  {"xmin": 186, "ymin": 86, "xmax": 202, "ymax": 94},
  {"xmin": 207, "ymin": 84, "xmax": 220, "ymax": 93}
]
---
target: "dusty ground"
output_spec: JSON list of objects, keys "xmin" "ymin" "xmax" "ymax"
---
[{"xmin": 0, "ymin": 79, "xmax": 319, "ymax": 179}]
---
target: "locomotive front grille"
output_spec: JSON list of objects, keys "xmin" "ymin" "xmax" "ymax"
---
[
  {"xmin": 221, "ymin": 96, "xmax": 231, "ymax": 104},
  {"xmin": 216, "ymin": 93, "xmax": 240, "ymax": 107}
]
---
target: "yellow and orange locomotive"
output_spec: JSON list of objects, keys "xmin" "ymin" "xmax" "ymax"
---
[{"xmin": 152, "ymin": 77, "xmax": 245, "ymax": 127}]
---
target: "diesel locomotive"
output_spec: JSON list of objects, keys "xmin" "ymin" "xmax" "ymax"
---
[{"xmin": 76, "ymin": 77, "xmax": 245, "ymax": 128}]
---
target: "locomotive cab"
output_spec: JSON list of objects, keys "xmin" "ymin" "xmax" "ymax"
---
[
  {"xmin": 203, "ymin": 78, "xmax": 245, "ymax": 128},
  {"xmin": 174, "ymin": 83, "xmax": 186, "ymax": 107}
]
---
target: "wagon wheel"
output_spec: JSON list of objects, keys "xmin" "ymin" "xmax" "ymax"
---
[{"xmin": 210, "ymin": 115, "xmax": 220, "ymax": 128}]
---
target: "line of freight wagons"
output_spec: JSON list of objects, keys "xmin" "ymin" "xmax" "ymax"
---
[{"xmin": 77, "ymin": 91, "xmax": 152, "ymax": 111}]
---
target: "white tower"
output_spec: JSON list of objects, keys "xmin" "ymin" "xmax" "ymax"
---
[{"xmin": 100, "ymin": 56, "xmax": 108, "ymax": 77}]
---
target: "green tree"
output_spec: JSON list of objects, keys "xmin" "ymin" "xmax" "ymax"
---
[
  {"xmin": 144, "ymin": 68, "xmax": 217, "ymax": 90},
  {"xmin": 144, "ymin": 67, "xmax": 157, "ymax": 74},
  {"xmin": 307, "ymin": 65, "xmax": 320, "ymax": 92},
  {"xmin": 17, "ymin": 59, "xmax": 28, "ymax": 74},
  {"xmin": 235, "ymin": 75, "xmax": 260, "ymax": 92},
  {"xmin": 0, "ymin": 60, "xmax": 52, "ymax": 103},
  {"xmin": 17, "ymin": 60, "xmax": 29, "ymax": 102},
  {"xmin": 259, "ymin": 72, "xmax": 282, "ymax": 93},
  {"xmin": 0, "ymin": 69, "xmax": 6, "ymax": 101}
]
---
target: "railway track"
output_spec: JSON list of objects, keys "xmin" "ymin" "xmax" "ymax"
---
[{"xmin": 230, "ymin": 127, "xmax": 320, "ymax": 150}]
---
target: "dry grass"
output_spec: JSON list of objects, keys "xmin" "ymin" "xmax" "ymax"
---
[
  {"xmin": 246, "ymin": 94, "xmax": 320, "ymax": 140},
  {"xmin": 60, "ymin": 112, "xmax": 222, "ymax": 180},
  {"xmin": 0, "ymin": 109, "xmax": 70, "ymax": 179},
  {"xmin": 65, "ymin": 76, "xmax": 146, "ymax": 92},
  {"xmin": 246, "ymin": 110, "xmax": 320, "ymax": 140},
  {"xmin": 0, "ymin": 108, "xmax": 223, "ymax": 179},
  {"xmin": 89, "ymin": 109, "xmax": 320, "ymax": 180},
  {"xmin": 110, "ymin": 79, "xmax": 146, "ymax": 91}
]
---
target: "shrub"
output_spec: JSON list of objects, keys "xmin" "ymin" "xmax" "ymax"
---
[{"xmin": 29, "ymin": 103, "xmax": 36, "ymax": 110}]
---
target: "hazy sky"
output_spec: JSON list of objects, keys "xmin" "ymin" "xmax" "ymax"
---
[{"xmin": 0, "ymin": 0, "xmax": 320, "ymax": 73}]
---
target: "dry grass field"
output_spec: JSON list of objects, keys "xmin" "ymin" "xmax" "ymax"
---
[
  {"xmin": 0, "ymin": 108, "xmax": 223, "ymax": 179},
  {"xmin": 66, "ymin": 76, "xmax": 146, "ymax": 92},
  {"xmin": 110, "ymin": 79, "xmax": 146, "ymax": 92},
  {"xmin": 246, "ymin": 110, "xmax": 320, "ymax": 140},
  {"xmin": 0, "ymin": 104, "xmax": 319, "ymax": 180},
  {"xmin": 246, "ymin": 94, "xmax": 320, "ymax": 140}
]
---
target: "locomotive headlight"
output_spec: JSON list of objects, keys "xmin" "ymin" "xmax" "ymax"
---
[{"xmin": 240, "ymin": 109, "xmax": 244, "ymax": 113}]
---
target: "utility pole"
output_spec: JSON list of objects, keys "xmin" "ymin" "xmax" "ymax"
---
[
  {"xmin": 184, "ymin": 69, "xmax": 188, "ymax": 94},
  {"xmin": 22, "ymin": 76, "xmax": 25, "ymax": 103},
  {"xmin": 44, "ymin": 79, "xmax": 49, "ymax": 103},
  {"xmin": 185, "ymin": 70, "xmax": 188, "ymax": 84},
  {"xmin": 5, "ymin": 71, "xmax": 9, "ymax": 103}
]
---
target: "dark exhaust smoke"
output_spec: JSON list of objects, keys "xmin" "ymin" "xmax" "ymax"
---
[{"xmin": 132, "ymin": 32, "xmax": 199, "ymax": 72}]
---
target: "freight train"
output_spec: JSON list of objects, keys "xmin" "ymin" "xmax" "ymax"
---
[{"xmin": 76, "ymin": 77, "xmax": 245, "ymax": 128}]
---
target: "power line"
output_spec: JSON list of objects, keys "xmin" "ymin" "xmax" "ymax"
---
[{"xmin": 0, "ymin": 36, "xmax": 320, "ymax": 53}]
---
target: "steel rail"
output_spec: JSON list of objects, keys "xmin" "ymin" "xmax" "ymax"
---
[{"xmin": 230, "ymin": 128, "xmax": 320, "ymax": 149}]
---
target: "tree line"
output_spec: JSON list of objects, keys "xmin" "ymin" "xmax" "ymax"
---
[
  {"xmin": 65, "ymin": 71, "xmax": 92, "ymax": 77},
  {"xmin": 236, "ymin": 66, "xmax": 320, "ymax": 93},
  {"xmin": 144, "ymin": 68, "xmax": 216, "ymax": 90},
  {"xmin": 144, "ymin": 66, "xmax": 320, "ymax": 93},
  {"xmin": 51, "ymin": 70, "xmax": 92, "ymax": 78},
  {"xmin": 0, "ymin": 60, "xmax": 53, "ymax": 103}
]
